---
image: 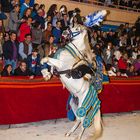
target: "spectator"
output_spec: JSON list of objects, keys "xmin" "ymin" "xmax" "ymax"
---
[
  {"xmin": 11, "ymin": 0, "xmax": 20, "ymax": 8},
  {"xmin": 32, "ymin": 3, "xmax": 39, "ymax": 18},
  {"xmin": 134, "ymin": 55, "xmax": 140, "ymax": 76},
  {"xmin": 0, "ymin": 32, "xmax": 4, "ymax": 60},
  {"xmin": 14, "ymin": 60, "xmax": 34, "ymax": 78},
  {"xmin": 135, "ymin": 17, "xmax": 140, "ymax": 36},
  {"xmin": 1, "ymin": 0, "xmax": 11, "ymax": 29},
  {"xmin": 119, "ymin": 34, "xmax": 127, "ymax": 47},
  {"xmin": 74, "ymin": 8, "xmax": 83, "ymax": 25},
  {"xmin": 19, "ymin": 34, "xmax": 32, "ymax": 60},
  {"xmin": 126, "ymin": 63, "xmax": 135, "ymax": 76},
  {"xmin": 93, "ymin": 44, "xmax": 103, "ymax": 57},
  {"xmin": 45, "ymin": 35, "xmax": 57, "ymax": 57},
  {"xmin": 59, "ymin": 5, "xmax": 68, "ymax": 16},
  {"xmin": 8, "ymin": 4, "xmax": 22, "ymax": 32},
  {"xmin": 3, "ymin": 31, "xmax": 10, "ymax": 42},
  {"xmin": 52, "ymin": 12, "xmax": 61, "ymax": 27},
  {"xmin": 0, "ymin": 4, "xmax": 7, "ymax": 21},
  {"xmin": 39, "ymin": 4, "xmax": 46, "ymax": 18},
  {"xmin": 123, "ymin": 23, "xmax": 130, "ymax": 34},
  {"xmin": 106, "ymin": 30, "xmax": 116, "ymax": 45},
  {"xmin": 22, "ymin": 7, "xmax": 32, "ymax": 21},
  {"xmin": 114, "ymin": 48, "xmax": 122, "ymax": 61},
  {"xmin": 0, "ymin": 19, "xmax": 5, "ymax": 34},
  {"xmin": 52, "ymin": 21, "xmax": 62, "ymax": 45},
  {"xmin": 118, "ymin": 52, "xmax": 128, "ymax": 76},
  {"xmin": 44, "ymin": 15, "xmax": 52, "ymax": 31},
  {"xmin": 43, "ymin": 22, "xmax": 52, "ymax": 42},
  {"xmin": 33, "ymin": 8, "xmax": 45, "ymax": 29},
  {"xmin": 20, "ymin": 0, "xmax": 30, "ymax": 18},
  {"xmin": 60, "ymin": 14, "xmax": 69, "ymax": 31},
  {"xmin": 103, "ymin": 42, "xmax": 114, "ymax": 65},
  {"xmin": 20, "ymin": 0, "xmax": 35, "ymax": 7},
  {"xmin": 18, "ymin": 16, "xmax": 32, "ymax": 42},
  {"xmin": 106, "ymin": 64, "xmax": 116, "ymax": 76},
  {"xmin": 1, "ymin": 64, "xmax": 13, "ymax": 76},
  {"xmin": 105, "ymin": 0, "xmax": 112, "ymax": 6},
  {"xmin": 47, "ymin": 4, "xmax": 57, "ymax": 22},
  {"xmin": 3, "ymin": 31, "xmax": 19, "ymax": 71},
  {"xmin": 32, "ymin": 21, "xmax": 42, "ymax": 49},
  {"xmin": 132, "ymin": 47, "xmax": 138, "ymax": 60},
  {"xmin": 27, "ymin": 48, "xmax": 41, "ymax": 76}
]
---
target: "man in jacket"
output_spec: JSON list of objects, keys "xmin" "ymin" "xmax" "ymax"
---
[{"xmin": 3, "ymin": 31, "xmax": 19, "ymax": 71}]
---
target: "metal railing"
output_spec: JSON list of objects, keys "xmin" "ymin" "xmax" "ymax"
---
[{"xmin": 70, "ymin": 0, "xmax": 140, "ymax": 13}]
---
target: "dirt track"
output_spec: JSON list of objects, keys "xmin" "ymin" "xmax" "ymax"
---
[{"xmin": 0, "ymin": 112, "xmax": 140, "ymax": 140}]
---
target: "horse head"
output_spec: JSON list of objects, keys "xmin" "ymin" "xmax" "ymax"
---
[{"xmin": 62, "ymin": 24, "xmax": 88, "ymax": 42}]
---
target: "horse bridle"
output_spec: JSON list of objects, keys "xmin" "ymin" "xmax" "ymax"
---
[{"xmin": 68, "ymin": 28, "xmax": 81, "ymax": 39}]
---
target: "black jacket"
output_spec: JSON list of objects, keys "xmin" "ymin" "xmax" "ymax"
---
[
  {"xmin": 3, "ymin": 40, "xmax": 19, "ymax": 60},
  {"xmin": 1, "ymin": 0, "xmax": 12, "ymax": 13},
  {"xmin": 1, "ymin": 70, "xmax": 13, "ymax": 76},
  {"xmin": 60, "ymin": 19, "xmax": 69, "ymax": 31},
  {"xmin": 14, "ymin": 67, "xmax": 33, "ymax": 76}
]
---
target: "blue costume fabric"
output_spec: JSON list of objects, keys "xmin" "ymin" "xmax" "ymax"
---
[
  {"xmin": 20, "ymin": 0, "xmax": 35, "ymax": 7},
  {"xmin": 84, "ymin": 11, "xmax": 104, "ymax": 27},
  {"xmin": 76, "ymin": 85, "xmax": 100, "ymax": 128}
]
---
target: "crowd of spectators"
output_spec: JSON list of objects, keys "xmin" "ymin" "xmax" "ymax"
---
[
  {"xmin": 98, "ymin": 0, "xmax": 140, "ymax": 9},
  {"xmin": 72, "ymin": 0, "xmax": 140, "ymax": 10},
  {"xmin": 100, "ymin": 0, "xmax": 140, "ymax": 10},
  {"xmin": 0, "ymin": 0, "xmax": 139, "ymax": 78}
]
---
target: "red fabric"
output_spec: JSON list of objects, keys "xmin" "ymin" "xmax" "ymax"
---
[
  {"xmin": 118, "ymin": 57, "xmax": 127, "ymax": 70},
  {"xmin": 18, "ymin": 22, "xmax": 31, "ymax": 42},
  {"xmin": 0, "ymin": 76, "xmax": 140, "ymax": 124}
]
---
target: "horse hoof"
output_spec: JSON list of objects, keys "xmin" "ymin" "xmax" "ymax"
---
[{"xmin": 65, "ymin": 133, "xmax": 70, "ymax": 137}]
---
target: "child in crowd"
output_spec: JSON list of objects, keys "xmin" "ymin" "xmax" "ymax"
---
[{"xmin": 27, "ymin": 48, "xmax": 41, "ymax": 76}]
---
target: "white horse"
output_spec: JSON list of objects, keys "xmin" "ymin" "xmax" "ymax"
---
[{"xmin": 41, "ymin": 24, "xmax": 103, "ymax": 140}]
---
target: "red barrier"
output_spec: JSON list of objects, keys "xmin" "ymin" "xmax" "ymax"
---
[{"xmin": 0, "ymin": 76, "xmax": 140, "ymax": 124}]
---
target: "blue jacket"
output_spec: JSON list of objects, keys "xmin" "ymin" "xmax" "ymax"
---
[
  {"xmin": 0, "ymin": 12, "xmax": 7, "ymax": 20},
  {"xmin": 52, "ymin": 27, "xmax": 62, "ymax": 44},
  {"xmin": 20, "ymin": 3, "xmax": 29, "ymax": 18},
  {"xmin": 27, "ymin": 54, "xmax": 41, "ymax": 76},
  {"xmin": 20, "ymin": 0, "xmax": 35, "ymax": 7},
  {"xmin": 33, "ymin": 15, "xmax": 45, "ymax": 29}
]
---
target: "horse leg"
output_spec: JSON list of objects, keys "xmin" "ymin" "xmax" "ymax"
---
[
  {"xmin": 74, "ymin": 126, "xmax": 85, "ymax": 140},
  {"xmin": 65, "ymin": 120, "xmax": 81, "ymax": 137},
  {"xmin": 86, "ymin": 110, "xmax": 103, "ymax": 140}
]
